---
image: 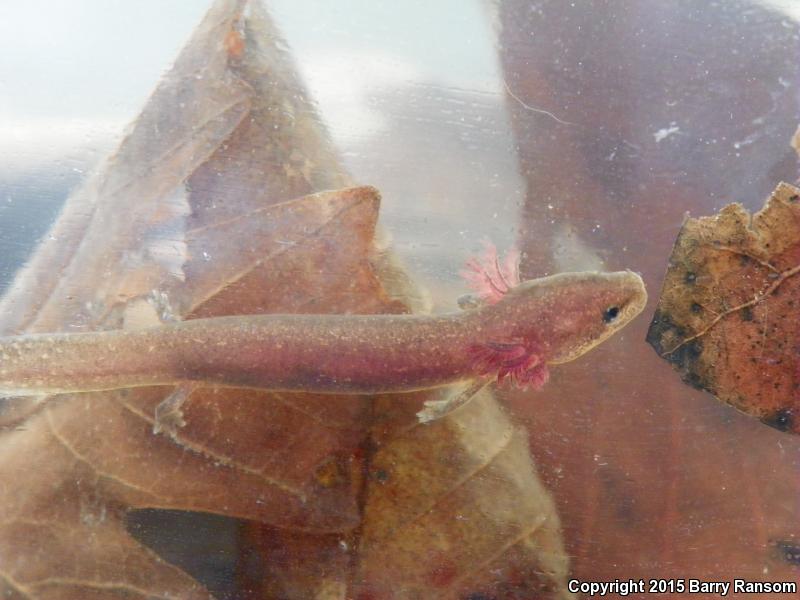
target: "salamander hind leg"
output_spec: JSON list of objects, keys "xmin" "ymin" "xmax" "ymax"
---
[{"xmin": 153, "ymin": 384, "xmax": 196, "ymax": 438}]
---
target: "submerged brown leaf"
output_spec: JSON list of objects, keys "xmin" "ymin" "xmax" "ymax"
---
[
  {"xmin": 355, "ymin": 389, "xmax": 571, "ymax": 600},
  {"xmin": 243, "ymin": 385, "xmax": 574, "ymax": 600},
  {"xmin": 647, "ymin": 182, "xmax": 800, "ymax": 432},
  {"xmin": 0, "ymin": 0, "xmax": 572, "ymax": 598}
]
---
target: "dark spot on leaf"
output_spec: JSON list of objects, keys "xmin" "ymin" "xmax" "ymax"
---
[
  {"xmin": 740, "ymin": 306, "xmax": 754, "ymax": 321},
  {"xmin": 683, "ymin": 370, "xmax": 707, "ymax": 391},
  {"xmin": 647, "ymin": 312, "xmax": 714, "ymax": 392},
  {"xmin": 774, "ymin": 540, "xmax": 800, "ymax": 565},
  {"xmin": 670, "ymin": 341, "xmax": 706, "ymax": 389},
  {"xmin": 315, "ymin": 457, "xmax": 348, "ymax": 488},
  {"xmin": 690, "ymin": 302, "xmax": 702, "ymax": 313},
  {"xmin": 463, "ymin": 594, "xmax": 495, "ymax": 600},
  {"xmin": 761, "ymin": 408, "xmax": 794, "ymax": 433},
  {"xmin": 646, "ymin": 310, "xmax": 686, "ymax": 355},
  {"xmin": 686, "ymin": 339, "xmax": 703, "ymax": 359},
  {"xmin": 373, "ymin": 469, "xmax": 389, "ymax": 483},
  {"xmin": 684, "ymin": 271, "xmax": 697, "ymax": 284}
]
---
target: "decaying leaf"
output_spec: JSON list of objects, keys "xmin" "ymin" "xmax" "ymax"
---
[
  {"xmin": 0, "ymin": 0, "xmax": 573, "ymax": 598},
  {"xmin": 355, "ymin": 389, "xmax": 571, "ymax": 600},
  {"xmin": 647, "ymin": 181, "xmax": 800, "ymax": 432},
  {"xmin": 243, "ymin": 385, "xmax": 574, "ymax": 600}
]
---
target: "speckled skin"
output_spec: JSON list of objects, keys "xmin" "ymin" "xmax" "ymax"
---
[{"xmin": 0, "ymin": 271, "xmax": 645, "ymax": 395}]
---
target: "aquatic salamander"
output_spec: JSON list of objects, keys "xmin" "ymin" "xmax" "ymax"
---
[{"xmin": 0, "ymin": 244, "xmax": 646, "ymax": 424}]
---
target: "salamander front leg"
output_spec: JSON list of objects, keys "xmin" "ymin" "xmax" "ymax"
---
[{"xmin": 417, "ymin": 377, "xmax": 493, "ymax": 423}]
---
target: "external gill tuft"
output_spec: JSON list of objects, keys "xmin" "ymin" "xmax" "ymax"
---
[
  {"xmin": 460, "ymin": 239, "xmax": 521, "ymax": 304},
  {"xmin": 468, "ymin": 340, "xmax": 550, "ymax": 389}
]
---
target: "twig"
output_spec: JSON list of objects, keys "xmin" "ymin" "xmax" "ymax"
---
[{"xmin": 502, "ymin": 79, "xmax": 576, "ymax": 126}]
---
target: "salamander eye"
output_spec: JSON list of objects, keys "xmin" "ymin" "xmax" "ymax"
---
[{"xmin": 603, "ymin": 306, "xmax": 620, "ymax": 323}]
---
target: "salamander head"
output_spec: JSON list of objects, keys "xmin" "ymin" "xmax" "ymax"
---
[
  {"xmin": 500, "ymin": 270, "xmax": 647, "ymax": 364},
  {"xmin": 460, "ymin": 243, "xmax": 646, "ymax": 386}
]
